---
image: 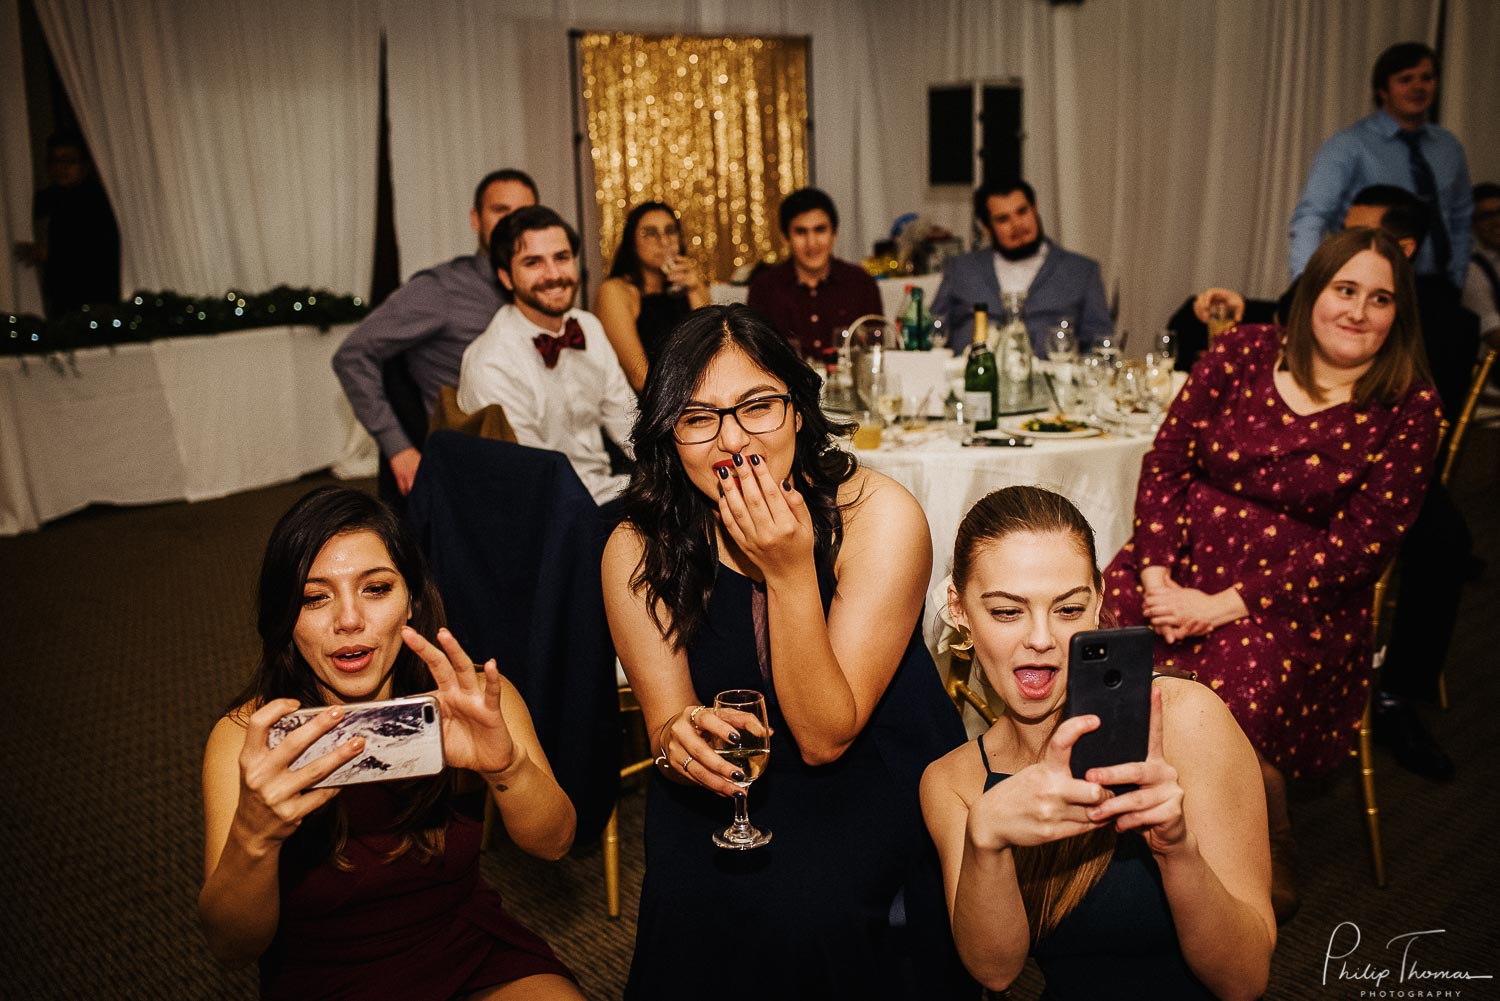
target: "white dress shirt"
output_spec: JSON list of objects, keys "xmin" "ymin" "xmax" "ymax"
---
[
  {"xmin": 992, "ymin": 241, "xmax": 1049, "ymax": 302},
  {"xmin": 1462, "ymin": 243, "xmax": 1500, "ymax": 341},
  {"xmin": 458, "ymin": 304, "xmax": 637, "ymax": 503}
]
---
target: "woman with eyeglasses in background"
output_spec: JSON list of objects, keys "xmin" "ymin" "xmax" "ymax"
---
[{"xmin": 595, "ymin": 201, "xmax": 712, "ymax": 392}]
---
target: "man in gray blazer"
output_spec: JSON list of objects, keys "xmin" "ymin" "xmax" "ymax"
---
[{"xmin": 932, "ymin": 179, "xmax": 1112, "ymax": 356}]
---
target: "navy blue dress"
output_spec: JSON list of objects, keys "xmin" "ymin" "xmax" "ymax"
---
[
  {"xmin": 979, "ymin": 738, "xmax": 1216, "ymax": 1000},
  {"xmin": 625, "ymin": 564, "xmax": 971, "ymax": 1000}
]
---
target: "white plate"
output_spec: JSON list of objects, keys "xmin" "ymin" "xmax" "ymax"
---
[{"xmin": 997, "ymin": 417, "xmax": 1102, "ymax": 439}]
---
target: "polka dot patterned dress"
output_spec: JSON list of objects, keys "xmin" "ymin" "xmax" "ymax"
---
[{"xmin": 1104, "ymin": 325, "xmax": 1441, "ymax": 777}]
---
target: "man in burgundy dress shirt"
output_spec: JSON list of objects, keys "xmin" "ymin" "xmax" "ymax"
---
[{"xmin": 747, "ymin": 187, "xmax": 882, "ymax": 359}]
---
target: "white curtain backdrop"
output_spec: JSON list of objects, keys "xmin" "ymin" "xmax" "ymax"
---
[
  {"xmin": 0, "ymin": 0, "xmax": 43, "ymax": 315},
  {"xmin": 1445, "ymin": 0, "xmax": 1500, "ymax": 187},
  {"xmin": 33, "ymin": 0, "xmax": 380, "ymax": 297},
  {"xmin": 20, "ymin": 0, "xmax": 1495, "ymax": 331},
  {"xmin": 868, "ymin": 0, "xmax": 1441, "ymax": 345}
]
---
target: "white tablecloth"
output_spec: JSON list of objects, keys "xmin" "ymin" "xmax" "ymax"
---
[
  {"xmin": 0, "ymin": 323, "xmax": 376, "ymax": 535},
  {"xmin": 856, "ymin": 429, "xmax": 1153, "ymax": 599}
]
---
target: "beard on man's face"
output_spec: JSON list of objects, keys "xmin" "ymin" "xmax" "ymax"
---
[
  {"xmin": 993, "ymin": 225, "xmax": 1046, "ymax": 262},
  {"xmin": 512, "ymin": 277, "xmax": 578, "ymax": 317}
]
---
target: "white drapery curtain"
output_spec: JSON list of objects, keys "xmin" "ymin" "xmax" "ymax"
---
[
  {"xmin": 867, "ymin": 0, "xmax": 1441, "ymax": 344},
  {"xmin": 380, "ymin": 0, "xmax": 886, "ymax": 296},
  {"xmin": 0, "ymin": 0, "xmax": 42, "ymax": 315},
  {"xmin": 1445, "ymin": 0, "xmax": 1500, "ymax": 186},
  {"xmin": 32, "ymin": 0, "xmax": 380, "ymax": 297},
  {"xmin": 21, "ymin": 0, "xmax": 1495, "ymax": 332}
]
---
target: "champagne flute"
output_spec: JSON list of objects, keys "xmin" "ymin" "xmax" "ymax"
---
[
  {"xmin": 710, "ymin": 690, "xmax": 773, "ymax": 849},
  {"xmin": 875, "ymin": 370, "xmax": 903, "ymax": 429}
]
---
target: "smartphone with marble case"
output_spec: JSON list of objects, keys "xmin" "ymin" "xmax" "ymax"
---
[
  {"xmin": 1064, "ymin": 627, "xmax": 1153, "ymax": 793},
  {"xmin": 268, "ymin": 695, "xmax": 444, "ymax": 788}
]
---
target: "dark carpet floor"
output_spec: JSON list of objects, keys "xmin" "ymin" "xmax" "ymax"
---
[{"xmin": 2, "ymin": 420, "xmax": 1497, "ymax": 1000}]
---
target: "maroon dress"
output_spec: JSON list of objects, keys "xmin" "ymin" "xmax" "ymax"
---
[
  {"xmin": 258, "ymin": 782, "xmax": 572, "ymax": 1000},
  {"xmin": 1103, "ymin": 325, "xmax": 1440, "ymax": 778}
]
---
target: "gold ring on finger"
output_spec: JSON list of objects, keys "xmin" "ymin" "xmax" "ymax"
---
[
  {"xmin": 682, "ymin": 756, "xmax": 694, "ymax": 771},
  {"xmin": 688, "ymin": 705, "xmax": 709, "ymax": 729}
]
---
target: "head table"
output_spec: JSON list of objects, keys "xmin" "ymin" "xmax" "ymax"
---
[
  {"xmin": 852, "ymin": 426, "xmax": 1154, "ymax": 601},
  {"xmin": 0, "ymin": 323, "xmax": 376, "ymax": 536}
]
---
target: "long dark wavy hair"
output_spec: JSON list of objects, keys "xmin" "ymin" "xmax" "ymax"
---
[
  {"xmin": 228, "ymin": 486, "xmax": 453, "ymax": 866},
  {"xmin": 618, "ymin": 304, "xmax": 857, "ymax": 649},
  {"xmin": 607, "ymin": 201, "xmax": 687, "ymax": 288}
]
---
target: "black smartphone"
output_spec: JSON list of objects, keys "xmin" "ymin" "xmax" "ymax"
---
[
  {"xmin": 267, "ymin": 695, "xmax": 445, "ymax": 789},
  {"xmin": 1064, "ymin": 626, "xmax": 1154, "ymax": 793}
]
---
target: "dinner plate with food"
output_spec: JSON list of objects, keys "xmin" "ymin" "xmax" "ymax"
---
[{"xmin": 997, "ymin": 415, "xmax": 1102, "ymax": 439}]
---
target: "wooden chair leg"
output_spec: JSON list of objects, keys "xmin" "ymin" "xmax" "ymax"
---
[
  {"xmin": 1437, "ymin": 671, "xmax": 1449, "ymax": 711},
  {"xmin": 604, "ymin": 804, "xmax": 621, "ymax": 918},
  {"xmin": 1357, "ymin": 701, "xmax": 1386, "ymax": 888}
]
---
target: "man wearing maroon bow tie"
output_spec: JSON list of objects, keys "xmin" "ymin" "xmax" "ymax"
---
[{"xmin": 458, "ymin": 206, "xmax": 637, "ymax": 503}]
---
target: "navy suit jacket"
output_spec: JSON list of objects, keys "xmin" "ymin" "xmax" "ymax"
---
[
  {"xmin": 406, "ymin": 432, "xmax": 620, "ymax": 842},
  {"xmin": 932, "ymin": 240, "xmax": 1112, "ymax": 355}
]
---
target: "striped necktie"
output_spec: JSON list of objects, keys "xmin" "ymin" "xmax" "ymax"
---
[{"xmin": 1397, "ymin": 129, "xmax": 1451, "ymax": 277}]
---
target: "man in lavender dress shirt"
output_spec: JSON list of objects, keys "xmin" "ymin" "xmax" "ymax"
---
[{"xmin": 333, "ymin": 169, "xmax": 538, "ymax": 500}]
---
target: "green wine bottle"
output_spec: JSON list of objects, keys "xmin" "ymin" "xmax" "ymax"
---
[{"xmin": 964, "ymin": 304, "xmax": 998, "ymax": 432}]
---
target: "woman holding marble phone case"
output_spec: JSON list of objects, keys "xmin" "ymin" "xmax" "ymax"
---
[{"xmin": 198, "ymin": 486, "xmax": 582, "ymax": 1000}]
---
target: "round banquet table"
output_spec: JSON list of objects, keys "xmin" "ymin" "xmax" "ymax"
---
[{"xmin": 853, "ymin": 426, "xmax": 1153, "ymax": 601}]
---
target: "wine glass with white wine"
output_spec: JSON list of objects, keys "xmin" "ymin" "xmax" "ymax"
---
[{"xmin": 710, "ymin": 689, "xmax": 773, "ymax": 850}]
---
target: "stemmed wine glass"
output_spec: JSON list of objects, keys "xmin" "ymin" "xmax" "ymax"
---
[{"xmin": 709, "ymin": 689, "xmax": 773, "ymax": 850}]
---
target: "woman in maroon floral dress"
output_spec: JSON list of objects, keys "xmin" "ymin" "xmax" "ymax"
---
[{"xmin": 1104, "ymin": 228, "xmax": 1441, "ymax": 918}]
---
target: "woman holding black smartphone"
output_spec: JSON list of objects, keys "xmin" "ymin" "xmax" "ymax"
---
[
  {"xmin": 921, "ymin": 486, "xmax": 1274, "ymax": 1001},
  {"xmin": 198, "ymin": 487, "xmax": 582, "ymax": 1000}
]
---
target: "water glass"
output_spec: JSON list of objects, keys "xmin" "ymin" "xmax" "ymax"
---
[
  {"xmin": 1047, "ymin": 321, "xmax": 1078, "ymax": 364},
  {"xmin": 1152, "ymin": 329, "xmax": 1179, "ymax": 367}
]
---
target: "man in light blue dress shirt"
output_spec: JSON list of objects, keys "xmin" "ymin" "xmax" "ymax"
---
[{"xmin": 1289, "ymin": 42, "xmax": 1471, "ymax": 289}]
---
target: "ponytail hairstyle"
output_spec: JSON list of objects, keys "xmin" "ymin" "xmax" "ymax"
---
[{"xmin": 951, "ymin": 485, "xmax": 1115, "ymax": 939}]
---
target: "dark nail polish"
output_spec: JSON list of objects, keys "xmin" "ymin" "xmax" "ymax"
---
[
  {"xmin": 732, "ymin": 770, "xmax": 746, "ymax": 782},
  {"xmin": 782, "ymin": 477, "xmax": 791, "ymax": 491},
  {"xmin": 717, "ymin": 465, "xmax": 730, "ymax": 480},
  {"xmin": 732, "ymin": 452, "xmax": 744, "ymax": 466},
  {"xmin": 749, "ymin": 454, "xmax": 761, "ymax": 466},
  {"xmin": 727, "ymin": 731, "xmax": 741, "ymax": 744}
]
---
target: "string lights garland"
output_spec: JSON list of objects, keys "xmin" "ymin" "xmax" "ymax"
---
[{"xmin": 2, "ymin": 286, "xmax": 369, "ymax": 357}]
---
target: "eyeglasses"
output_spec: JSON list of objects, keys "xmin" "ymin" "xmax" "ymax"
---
[
  {"xmin": 639, "ymin": 225, "xmax": 681, "ymax": 242},
  {"xmin": 673, "ymin": 395, "xmax": 791, "ymax": 444}
]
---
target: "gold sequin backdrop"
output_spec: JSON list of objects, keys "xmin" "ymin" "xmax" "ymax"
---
[{"xmin": 581, "ymin": 32, "xmax": 809, "ymax": 283}]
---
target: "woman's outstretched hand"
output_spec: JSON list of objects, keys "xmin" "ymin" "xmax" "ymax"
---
[
  {"xmin": 967, "ymin": 715, "xmax": 1112, "ymax": 852},
  {"xmin": 402, "ymin": 626, "xmax": 519, "ymax": 782},
  {"xmin": 1083, "ymin": 686, "xmax": 1188, "ymax": 856},
  {"xmin": 716, "ymin": 454, "xmax": 815, "ymax": 580}
]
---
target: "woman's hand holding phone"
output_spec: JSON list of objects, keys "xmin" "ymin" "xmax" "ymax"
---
[
  {"xmin": 236, "ymin": 699, "xmax": 365, "ymax": 848},
  {"xmin": 1083, "ymin": 687, "xmax": 1188, "ymax": 856},
  {"xmin": 967, "ymin": 715, "xmax": 1113, "ymax": 852},
  {"xmin": 402, "ymin": 626, "xmax": 519, "ymax": 783}
]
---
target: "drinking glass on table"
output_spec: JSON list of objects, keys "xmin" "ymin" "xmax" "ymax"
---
[
  {"xmin": 710, "ymin": 690, "xmax": 773, "ymax": 850},
  {"xmin": 1046, "ymin": 321, "xmax": 1079, "ymax": 364},
  {"xmin": 1149, "ymin": 329, "xmax": 1178, "ymax": 368},
  {"xmin": 875, "ymin": 370, "xmax": 903, "ymax": 429}
]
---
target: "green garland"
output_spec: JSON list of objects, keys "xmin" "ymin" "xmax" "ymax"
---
[{"xmin": 3, "ymin": 286, "xmax": 370, "ymax": 357}]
